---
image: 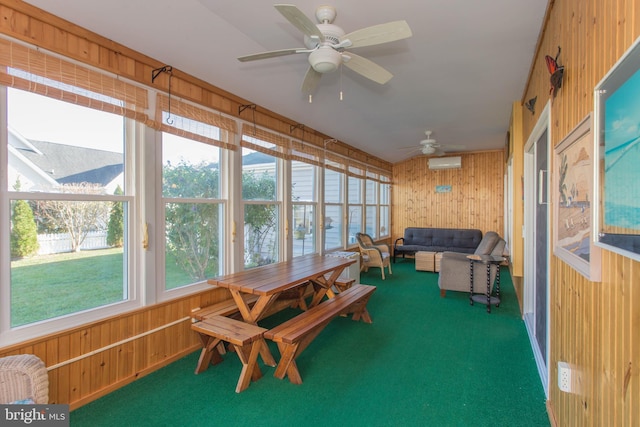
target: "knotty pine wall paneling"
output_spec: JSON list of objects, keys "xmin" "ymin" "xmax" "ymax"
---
[
  {"xmin": 0, "ymin": 286, "xmax": 231, "ymax": 409},
  {"xmin": 517, "ymin": 0, "xmax": 640, "ymax": 425},
  {"xmin": 391, "ymin": 151, "xmax": 505, "ymax": 240}
]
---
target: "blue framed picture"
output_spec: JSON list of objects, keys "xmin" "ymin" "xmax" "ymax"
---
[{"xmin": 594, "ymin": 35, "xmax": 640, "ymax": 261}]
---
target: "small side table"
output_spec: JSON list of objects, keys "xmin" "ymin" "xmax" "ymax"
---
[{"xmin": 467, "ymin": 254, "xmax": 505, "ymax": 313}]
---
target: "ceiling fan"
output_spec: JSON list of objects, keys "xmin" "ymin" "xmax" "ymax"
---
[
  {"xmin": 400, "ymin": 131, "xmax": 465, "ymax": 157},
  {"xmin": 237, "ymin": 4, "xmax": 412, "ymax": 94},
  {"xmin": 418, "ymin": 131, "xmax": 443, "ymax": 155}
]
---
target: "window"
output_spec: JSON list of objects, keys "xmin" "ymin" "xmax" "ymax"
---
[
  {"xmin": 242, "ymin": 146, "xmax": 279, "ymax": 267},
  {"xmin": 162, "ymin": 133, "xmax": 223, "ymax": 290},
  {"xmin": 154, "ymin": 95, "xmax": 235, "ymax": 292},
  {"xmin": 292, "ymin": 160, "xmax": 317, "ymax": 256},
  {"xmin": 324, "ymin": 168, "xmax": 344, "ymax": 250},
  {"xmin": 347, "ymin": 176, "xmax": 363, "ymax": 245},
  {"xmin": 5, "ymin": 88, "xmax": 133, "ymax": 330},
  {"xmin": 380, "ymin": 178, "xmax": 391, "ymax": 238},
  {"xmin": 365, "ymin": 179, "xmax": 378, "ymax": 238}
]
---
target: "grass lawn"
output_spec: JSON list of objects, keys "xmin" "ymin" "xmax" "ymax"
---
[
  {"xmin": 10, "ymin": 249, "xmax": 210, "ymax": 327},
  {"xmin": 11, "ymin": 248, "xmax": 215, "ymax": 327},
  {"xmin": 10, "ymin": 248, "xmax": 126, "ymax": 327}
]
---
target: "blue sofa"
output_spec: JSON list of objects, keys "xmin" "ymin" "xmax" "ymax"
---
[{"xmin": 393, "ymin": 227, "xmax": 483, "ymax": 263}]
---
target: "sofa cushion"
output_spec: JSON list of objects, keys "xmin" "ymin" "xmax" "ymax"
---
[{"xmin": 402, "ymin": 228, "xmax": 482, "ymax": 252}]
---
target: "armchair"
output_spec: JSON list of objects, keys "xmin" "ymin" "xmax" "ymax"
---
[
  {"xmin": 0, "ymin": 354, "xmax": 49, "ymax": 404},
  {"xmin": 355, "ymin": 233, "xmax": 392, "ymax": 280},
  {"xmin": 438, "ymin": 231, "xmax": 506, "ymax": 297}
]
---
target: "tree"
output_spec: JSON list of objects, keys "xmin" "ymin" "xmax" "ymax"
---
[
  {"xmin": 162, "ymin": 161, "xmax": 279, "ymax": 278},
  {"xmin": 242, "ymin": 171, "xmax": 278, "ymax": 266},
  {"xmin": 33, "ymin": 183, "xmax": 110, "ymax": 252},
  {"xmin": 163, "ymin": 161, "xmax": 220, "ymax": 281},
  {"xmin": 107, "ymin": 185, "xmax": 124, "ymax": 247},
  {"xmin": 10, "ymin": 199, "xmax": 39, "ymax": 258}
]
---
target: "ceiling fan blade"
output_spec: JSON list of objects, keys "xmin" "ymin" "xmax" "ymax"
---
[
  {"xmin": 342, "ymin": 53, "xmax": 393, "ymax": 84},
  {"xmin": 340, "ymin": 20, "xmax": 412, "ymax": 49},
  {"xmin": 275, "ymin": 4, "xmax": 325, "ymax": 42},
  {"xmin": 238, "ymin": 48, "xmax": 310, "ymax": 62},
  {"xmin": 301, "ymin": 66, "xmax": 322, "ymax": 94}
]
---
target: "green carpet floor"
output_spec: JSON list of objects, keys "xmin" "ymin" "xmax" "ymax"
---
[{"xmin": 70, "ymin": 260, "xmax": 549, "ymax": 426}]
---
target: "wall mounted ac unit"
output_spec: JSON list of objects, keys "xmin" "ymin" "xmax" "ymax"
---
[{"xmin": 428, "ymin": 156, "xmax": 462, "ymax": 170}]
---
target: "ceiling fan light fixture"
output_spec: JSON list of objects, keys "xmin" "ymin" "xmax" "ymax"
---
[
  {"xmin": 421, "ymin": 145, "xmax": 436, "ymax": 155},
  {"xmin": 315, "ymin": 5, "xmax": 337, "ymax": 24},
  {"xmin": 309, "ymin": 47, "xmax": 342, "ymax": 73}
]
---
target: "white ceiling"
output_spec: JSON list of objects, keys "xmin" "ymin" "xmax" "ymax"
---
[{"xmin": 23, "ymin": 0, "xmax": 547, "ymax": 163}]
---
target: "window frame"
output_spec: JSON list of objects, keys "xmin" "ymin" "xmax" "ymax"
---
[
  {"xmin": 291, "ymin": 159, "xmax": 320, "ymax": 257},
  {"xmin": 1, "ymin": 88, "xmax": 142, "ymax": 346},
  {"xmin": 241, "ymin": 145, "xmax": 283, "ymax": 269},
  {"xmin": 157, "ymin": 131, "xmax": 228, "ymax": 300}
]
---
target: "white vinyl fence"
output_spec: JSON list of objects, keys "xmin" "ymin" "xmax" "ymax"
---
[{"xmin": 37, "ymin": 231, "xmax": 109, "ymax": 255}]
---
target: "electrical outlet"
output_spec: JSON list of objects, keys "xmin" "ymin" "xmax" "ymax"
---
[{"xmin": 558, "ymin": 361, "xmax": 571, "ymax": 392}]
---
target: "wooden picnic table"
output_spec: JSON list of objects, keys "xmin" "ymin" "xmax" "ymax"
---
[
  {"xmin": 207, "ymin": 253, "xmax": 356, "ymax": 365},
  {"xmin": 207, "ymin": 253, "xmax": 356, "ymax": 324}
]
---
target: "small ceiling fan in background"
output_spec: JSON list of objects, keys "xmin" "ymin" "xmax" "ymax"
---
[
  {"xmin": 400, "ymin": 131, "xmax": 465, "ymax": 157},
  {"xmin": 237, "ymin": 4, "xmax": 412, "ymax": 95}
]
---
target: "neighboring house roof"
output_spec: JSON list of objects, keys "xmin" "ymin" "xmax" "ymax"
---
[
  {"xmin": 242, "ymin": 151, "xmax": 273, "ymax": 166},
  {"xmin": 14, "ymin": 139, "xmax": 123, "ymax": 187}
]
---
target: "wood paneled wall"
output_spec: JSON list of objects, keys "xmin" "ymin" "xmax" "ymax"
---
[
  {"xmin": 0, "ymin": 286, "xmax": 231, "ymax": 409},
  {"xmin": 391, "ymin": 151, "xmax": 505, "ymax": 239},
  {"xmin": 518, "ymin": 1, "xmax": 640, "ymax": 425}
]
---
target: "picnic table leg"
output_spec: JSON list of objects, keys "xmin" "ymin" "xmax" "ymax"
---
[
  {"xmin": 228, "ymin": 291, "xmax": 277, "ymax": 367},
  {"xmin": 347, "ymin": 296, "xmax": 374, "ymax": 323},
  {"xmin": 308, "ymin": 281, "xmax": 330, "ymax": 307},
  {"xmin": 273, "ymin": 343, "xmax": 303, "ymax": 384},
  {"xmin": 308, "ymin": 266, "xmax": 348, "ymax": 307},
  {"xmin": 351, "ymin": 305, "xmax": 372, "ymax": 323},
  {"xmin": 234, "ymin": 340, "xmax": 264, "ymax": 393},
  {"xmin": 195, "ymin": 335, "xmax": 224, "ymax": 373}
]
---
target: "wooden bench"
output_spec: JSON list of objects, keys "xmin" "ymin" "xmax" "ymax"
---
[
  {"xmin": 191, "ymin": 295, "xmax": 260, "ymax": 321},
  {"xmin": 264, "ymin": 283, "xmax": 376, "ymax": 384},
  {"xmin": 333, "ymin": 278, "xmax": 355, "ymax": 292},
  {"xmin": 191, "ymin": 315, "xmax": 268, "ymax": 393}
]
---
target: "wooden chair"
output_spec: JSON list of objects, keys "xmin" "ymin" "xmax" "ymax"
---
[{"xmin": 355, "ymin": 232, "xmax": 392, "ymax": 279}]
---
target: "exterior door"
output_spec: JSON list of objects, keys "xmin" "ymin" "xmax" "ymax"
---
[{"xmin": 523, "ymin": 102, "xmax": 550, "ymax": 396}]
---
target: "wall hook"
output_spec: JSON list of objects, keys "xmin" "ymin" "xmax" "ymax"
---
[{"xmin": 152, "ymin": 65, "xmax": 174, "ymax": 124}]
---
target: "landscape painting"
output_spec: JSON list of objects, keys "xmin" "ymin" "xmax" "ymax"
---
[
  {"xmin": 557, "ymin": 133, "xmax": 592, "ymax": 261},
  {"xmin": 554, "ymin": 114, "xmax": 601, "ymax": 281}
]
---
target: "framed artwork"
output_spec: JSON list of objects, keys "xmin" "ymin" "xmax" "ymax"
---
[
  {"xmin": 553, "ymin": 113, "xmax": 601, "ymax": 281},
  {"xmin": 594, "ymin": 36, "xmax": 640, "ymax": 261}
]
